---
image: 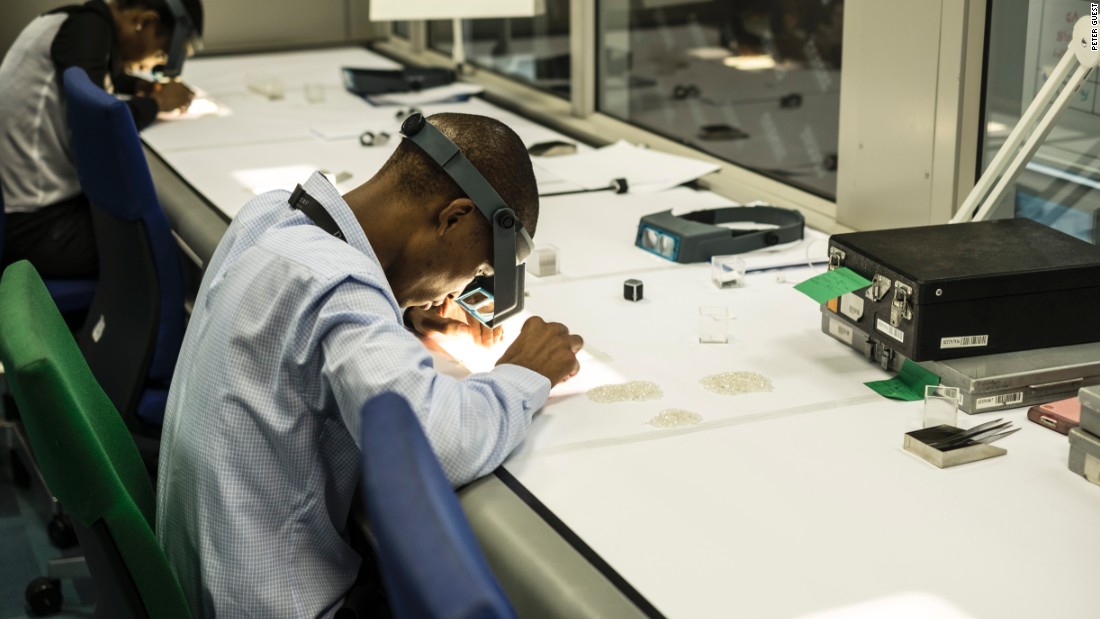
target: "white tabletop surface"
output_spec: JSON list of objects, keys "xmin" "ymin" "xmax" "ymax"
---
[
  {"xmin": 143, "ymin": 47, "xmax": 1100, "ymax": 619},
  {"xmin": 503, "ymin": 265, "xmax": 1100, "ymax": 619},
  {"xmin": 143, "ymin": 48, "xmax": 590, "ymax": 217}
]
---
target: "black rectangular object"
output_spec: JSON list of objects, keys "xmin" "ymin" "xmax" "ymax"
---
[
  {"xmin": 826, "ymin": 218, "xmax": 1100, "ymax": 361},
  {"xmin": 341, "ymin": 67, "xmax": 454, "ymax": 96},
  {"xmin": 821, "ymin": 309, "xmax": 1100, "ymax": 413}
]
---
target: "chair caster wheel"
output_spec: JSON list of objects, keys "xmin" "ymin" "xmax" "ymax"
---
[
  {"xmin": 48, "ymin": 513, "xmax": 77, "ymax": 548},
  {"xmin": 25, "ymin": 577, "xmax": 63, "ymax": 616}
]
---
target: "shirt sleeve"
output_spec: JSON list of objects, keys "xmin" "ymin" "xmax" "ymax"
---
[
  {"xmin": 123, "ymin": 95, "xmax": 159, "ymax": 131},
  {"xmin": 314, "ymin": 278, "xmax": 551, "ymax": 486},
  {"xmin": 112, "ymin": 72, "xmax": 142, "ymax": 94},
  {"xmin": 50, "ymin": 12, "xmax": 159, "ymax": 130}
]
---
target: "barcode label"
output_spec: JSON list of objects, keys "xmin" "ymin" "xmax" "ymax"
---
[
  {"xmin": 975, "ymin": 392, "xmax": 1024, "ymax": 410},
  {"xmin": 941, "ymin": 335, "xmax": 989, "ymax": 349},
  {"xmin": 828, "ymin": 317, "xmax": 854, "ymax": 345},
  {"xmin": 876, "ymin": 318, "xmax": 904, "ymax": 343}
]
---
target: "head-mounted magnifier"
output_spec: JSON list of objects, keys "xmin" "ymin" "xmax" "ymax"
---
[
  {"xmin": 636, "ymin": 205, "xmax": 805, "ymax": 263},
  {"xmin": 153, "ymin": 0, "xmax": 203, "ymax": 78},
  {"xmin": 399, "ymin": 113, "xmax": 534, "ymax": 328}
]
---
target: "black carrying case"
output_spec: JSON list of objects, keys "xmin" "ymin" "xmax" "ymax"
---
[
  {"xmin": 341, "ymin": 67, "xmax": 454, "ymax": 96},
  {"xmin": 824, "ymin": 218, "xmax": 1100, "ymax": 361}
]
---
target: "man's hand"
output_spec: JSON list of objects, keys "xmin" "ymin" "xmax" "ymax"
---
[
  {"xmin": 151, "ymin": 80, "xmax": 195, "ymax": 113},
  {"xmin": 495, "ymin": 316, "xmax": 583, "ymax": 386},
  {"xmin": 405, "ymin": 297, "xmax": 503, "ymax": 347}
]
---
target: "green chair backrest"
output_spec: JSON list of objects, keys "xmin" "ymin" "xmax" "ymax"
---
[{"xmin": 0, "ymin": 261, "xmax": 190, "ymax": 618}]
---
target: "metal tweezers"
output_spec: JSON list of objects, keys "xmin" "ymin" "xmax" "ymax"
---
[{"xmin": 925, "ymin": 418, "xmax": 1020, "ymax": 451}]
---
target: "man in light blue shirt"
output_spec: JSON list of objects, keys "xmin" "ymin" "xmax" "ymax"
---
[{"xmin": 156, "ymin": 113, "xmax": 583, "ymax": 617}]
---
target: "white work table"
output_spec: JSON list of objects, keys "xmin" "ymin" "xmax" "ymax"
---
[
  {"xmin": 143, "ymin": 48, "xmax": 586, "ymax": 219},
  {"xmin": 143, "ymin": 47, "xmax": 1100, "ymax": 619},
  {"xmin": 512, "ymin": 266, "xmax": 1094, "ymax": 619}
]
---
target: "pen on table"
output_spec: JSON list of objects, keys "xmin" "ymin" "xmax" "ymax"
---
[{"xmin": 540, "ymin": 177, "xmax": 629, "ymax": 198}]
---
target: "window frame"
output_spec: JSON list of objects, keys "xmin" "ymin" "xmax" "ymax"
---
[{"xmin": 372, "ymin": 0, "xmax": 987, "ymax": 234}]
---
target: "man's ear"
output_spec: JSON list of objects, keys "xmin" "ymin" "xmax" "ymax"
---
[{"xmin": 436, "ymin": 198, "xmax": 477, "ymax": 237}]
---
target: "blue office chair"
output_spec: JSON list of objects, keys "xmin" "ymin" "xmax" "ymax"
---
[
  {"xmin": 359, "ymin": 392, "xmax": 518, "ymax": 619},
  {"xmin": 62, "ymin": 67, "xmax": 185, "ymax": 446},
  {"xmin": 0, "ymin": 182, "xmax": 96, "ymax": 316}
]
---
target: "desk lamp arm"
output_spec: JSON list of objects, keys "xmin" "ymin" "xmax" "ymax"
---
[
  {"xmin": 452, "ymin": 17, "xmax": 467, "ymax": 72},
  {"xmin": 951, "ymin": 14, "xmax": 1100, "ymax": 223}
]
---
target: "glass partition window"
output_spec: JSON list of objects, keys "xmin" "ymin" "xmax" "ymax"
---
[
  {"xmin": 982, "ymin": 0, "xmax": 1100, "ymax": 243},
  {"xmin": 598, "ymin": 0, "xmax": 844, "ymax": 199},
  {"xmin": 427, "ymin": 1, "xmax": 571, "ymax": 98}
]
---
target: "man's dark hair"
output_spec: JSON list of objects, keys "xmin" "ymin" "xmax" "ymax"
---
[
  {"xmin": 117, "ymin": 0, "xmax": 204, "ymax": 37},
  {"xmin": 381, "ymin": 112, "xmax": 539, "ymax": 238}
]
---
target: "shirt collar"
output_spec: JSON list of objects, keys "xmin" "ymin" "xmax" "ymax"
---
[{"xmin": 300, "ymin": 171, "xmax": 379, "ymax": 264}]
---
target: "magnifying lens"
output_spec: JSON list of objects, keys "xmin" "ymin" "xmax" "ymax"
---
[
  {"xmin": 636, "ymin": 205, "xmax": 804, "ymax": 263},
  {"xmin": 454, "ymin": 288, "xmax": 495, "ymax": 326},
  {"xmin": 400, "ymin": 113, "xmax": 533, "ymax": 327},
  {"xmin": 152, "ymin": 0, "xmax": 203, "ymax": 79}
]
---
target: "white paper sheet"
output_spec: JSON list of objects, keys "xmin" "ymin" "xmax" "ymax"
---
[
  {"xmin": 366, "ymin": 83, "xmax": 485, "ymax": 106},
  {"xmin": 737, "ymin": 227, "xmax": 830, "ymax": 272},
  {"xmin": 309, "ymin": 124, "xmax": 384, "ymax": 141},
  {"xmin": 532, "ymin": 140, "xmax": 720, "ymax": 195},
  {"xmin": 427, "ymin": 311, "xmax": 619, "ymax": 399}
]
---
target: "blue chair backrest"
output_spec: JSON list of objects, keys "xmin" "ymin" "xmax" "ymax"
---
[
  {"xmin": 359, "ymin": 393, "xmax": 518, "ymax": 619},
  {"xmin": 0, "ymin": 170, "xmax": 97, "ymax": 316},
  {"xmin": 62, "ymin": 67, "xmax": 183, "ymax": 390}
]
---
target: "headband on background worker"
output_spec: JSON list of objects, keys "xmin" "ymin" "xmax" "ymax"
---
[
  {"xmin": 155, "ymin": 112, "xmax": 584, "ymax": 617},
  {"xmin": 0, "ymin": 0, "xmax": 203, "ymax": 279}
]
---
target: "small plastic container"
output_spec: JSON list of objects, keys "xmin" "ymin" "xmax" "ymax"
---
[
  {"xmin": 527, "ymin": 245, "xmax": 559, "ymax": 277},
  {"xmin": 698, "ymin": 306, "xmax": 729, "ymax": 344},
  {"xmin": 246, "ymin": 74, "xmax": 284, "ymax": 100},
  {"xmin": 711, "ymin": 255, "xmax": 747, "ymax": 289},
  {"xmin": 923, "ymin": 385, "xmax": 960, "ymax": 429},
  {"xmin": 304, "ymin": 82, "xmax": 326, "ymax": 103}
]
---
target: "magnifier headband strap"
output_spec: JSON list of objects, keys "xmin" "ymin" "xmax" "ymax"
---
[
  {"xmin": 163, "ymin": 0, "xmax": 196, "ymax": 33},
  {"xmin": 401, "ymin": 115, "xmax": 508, "ymax": 225}
]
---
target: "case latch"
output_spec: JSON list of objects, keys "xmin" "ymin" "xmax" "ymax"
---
[
  {"xmin": 828, "ymin": 247, "xmax": 845, "ymax": 271},
  {"xmin": 890, "ymin": 282, "xmax": 913, "ymax": 327},
  {"xmin": 865, "ymin": 338, "xmax": 894, "ymax": 371},
  {"xmin": 865, "ymin": 274, "xmax": 892, "ymax": 302},
  {"xmin": 879, "ymin": 344, "xmax": 894, "ymax": 371}
]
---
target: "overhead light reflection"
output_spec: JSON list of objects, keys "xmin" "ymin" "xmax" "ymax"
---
[
  {"xmin": 430, "ymin": 311, "xmax": 622, "ymax": 398},
  {"xmin": 184, "ymin": 97, "xmax": 225, "ymax": 116},
  {"xmin": 723, "ymin": 55, "xmax": 777, "ymax": 71},
  {"xmin": 157, "ymin": 96, "xmax": 230, "ymax": 120},
  {"xmin": 687, "ymin": 46, "xmax": 733, "ymax": 61}
]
